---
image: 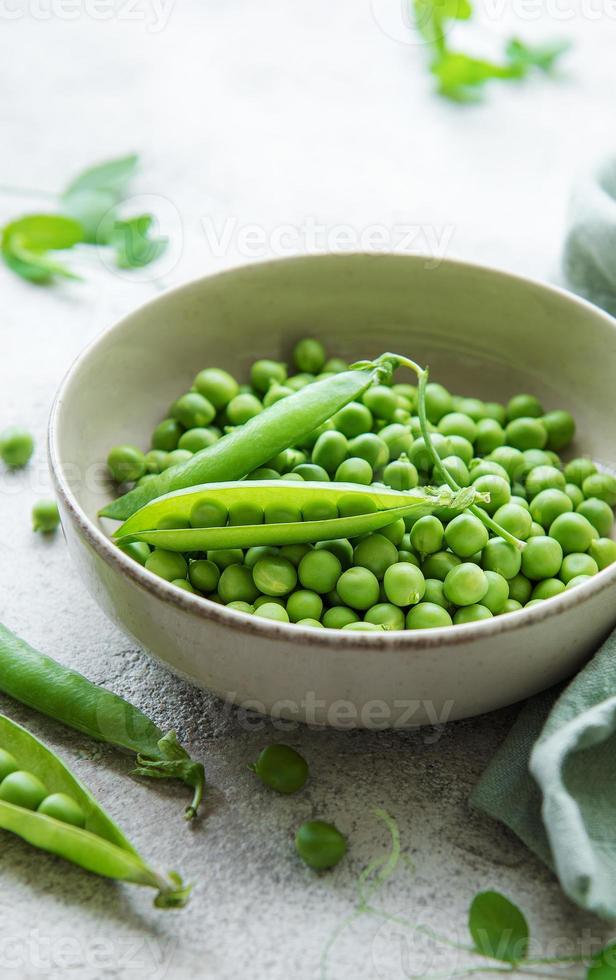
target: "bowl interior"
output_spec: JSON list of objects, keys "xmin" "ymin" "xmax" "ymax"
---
[{"xmin": 54, "ymin": 254, "xmax": 616, "ymax": 525}]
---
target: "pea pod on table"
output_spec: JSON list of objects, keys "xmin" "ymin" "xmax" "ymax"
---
[
  {"xmin": 0, "ymin": 624, "xmax": 204, "ymax": 820},
  {"xmin": 0, "ymin": 714, "xmax": 190, "ymax": 907},
  {"xmin": 100, "ymin": 355, "xmax": 397, "ymax": 521}
]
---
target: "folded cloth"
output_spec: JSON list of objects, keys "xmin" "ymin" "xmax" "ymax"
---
[
  {"xmin": 562, "ymin": 157, "xmax": 616, "ymax": 316},
  {"xmin": 472, "ymin": 631, "xmax": 616, "ymax": 920}
]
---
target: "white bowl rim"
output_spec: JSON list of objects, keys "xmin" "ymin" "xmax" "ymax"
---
[{"xmin": 48, "ymin": 251, "xmax": 616, "ymax": 651}]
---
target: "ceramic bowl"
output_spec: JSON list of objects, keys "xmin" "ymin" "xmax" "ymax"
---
[{"xmin": 49, "ymin": 253, "xmax": 616, "ymax": 729}]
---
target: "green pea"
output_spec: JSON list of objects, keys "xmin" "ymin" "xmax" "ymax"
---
[
  {"xmin": 218, "ymin": 565, "xmax": 259, "ymax": 604},
  {"xmin": 505, "ymin": 417, "xmax": 548, "ymax": 451},
  {"xmin": 364, "ymin": 602, "xmax": 406, "ymax": 630},
  {"xmin": 560, "ymin": 553, "xmax": 598, "ymax": 583},
  {"xmin": 410, "ymin": 516, "xmax": 444, "ymax": 556},
  {"xmin": 529, "ymin": 489, "xmax": 572, "ymax": 529},
  {"xmin": 383, "ymin": 454, "xmax": 419, "ymax": 491},
  {"xmin": 254, "ymin": 595, "xmax": 285, "ymax": 609},
  {"xmin": 457, "ymin": 397, "xmax": 487, "ymax": 421},
  {"xmin": 525, "ymin": 599, "xmax": 545, "ymax": 608},
  {"xmin": 0, "ymin": 427, "xmax": 35, "ymax": 468},
  {"xmin": 178, "ymin": 427, "xmax": 219, "ymax": 453},
  {"xmin": 0, "ymin": 770, "xmax": 47, "ymax": 810},
  {"xmin": 263, "ymin": 384, "xmax": 294, "ymax": 407},
  {"xmin": 315, "ymin": 539, "xmax": 353, "ymax": 569},
  {"xmin": 448, "ymin": 435, "xmax": 475, "ymax": 465},
  {"xmin": 253, "ymin": 557, "xmax": 297, "ymax": 596},
  {"xmin": 565, "ymin": 483, "xmax": 585, "ymax": 508},
  {"xmin": 508, "ymin": 573, "xmax": 532, "ymax": 605},
  {"xmin": 438, "ymin": 412, "xmax": 477, "ymax": 443},
  {"xmin": 473, "ymin": 475, "xmax": 511, "ymax": 514},
  {"xmin": 228, "ymin": 500, "xmax": 264, "ymax": 526},
  {"xmin": 531, "ymin": 578, "xmax": 566, "ymax": 600},
  {"xmin": 379, "ymin": 518, "xmax": 406, "ymax": 547},
  {"xmin": 144, "ymin": 449, "xmax": 169, "ymax": 473},
  {"xmin": 362, "ymin": 384, "xmax": 398, "ymax": 422},
  {"xmin": 151, "ymin": 418, "xmax": 183, "ymax": 451},
  {"xmin": 337, "ymin": 567, "xmax": 380, "ymax": 610},
  {"xmin": 483, "ymin": 402, "xmax": 507, "ymax": 425},
  {"xmin": 525, "ymin": 465, "xmax": 566, "ymax": 499},
  {"xmin": 481, "ymin": 538, "xmax": 522, "ymax": 579},
  {"xmin": 299, "ymin": 550, "xmax": 342, "ymax": 593},
  {"xmin": 520, "ymin": 536, "xmax": 563, "ymax": 581},
  {"xmin": 348, "ymin": 433, "xmax": 389, "ymax": 469},
  {"xmin": 286, "ymin": 373, "xmax": 315, "ymax": 392},
  {"xmin": 441, "ymin": 455, "xmax": 470, "ymax": 486},
  {"xmin": 322, "ymin": 606, "xmax": 359, "ymax": 629},
  {"xmin": 582, "ymin": 473, "xmax": 616, "ymax": 506},
  {"xmin": 251, "ymin": 743, "xmax": 309, "ymax": 794},
  {"xmin": 541, "ymin": 410, "xmax": 575, "ymax": 451},
  {"xmin": 324, "ymin": 357, "xmax": 348, "ymax": 374},
  {"xmin": 172, "ymin": 578, "xmax": 196, "ymax": 593},
  {"xmin": 227, "ymin": 601, "xmax": 255, "ymax": 613},
  {"xmin": 528, "ymin": 521, "xmax": 545, "ymax": 537},
  {"xmin": 311, "ymin": 430, "xmax": 349, "ymax": 474},
  {"xmin": 287, "ymin": 590, "xmax": 324, "ymax": 623},
  {"xmin": 190, "ymin": 496, "xmax": 228, "ymax": 528},
  {"xmin": 506, "ymin": 393, "xmax": 543, "ymax": 420},
  {"xmin": 145, "ymin": 549, "xmax": 188, "ymax": 582},
  {"xmin": 32, "ymin": 499, "xmax": 60, "ymax": 533},
  {"xmin": 565, "ymin": 575, "xmax": 593, "ymax": 590},
  {"xmin": 383, "ymin": 563, "xmax": 426, "ymax": 606},
  {"xmin": 444, "ymin": 513, "xmax": 488, "ymax": 558},
  {"xmin": 172, "ymin": 392, "xmax": 216, "ymax": 429},
  {"xmin": 247, "ymin": 467, "xmax": 280, "ymax": 481},
  {"xmin": 423, "ymin": 578, "xmax": 450, "ymax": 609},
  {"xmin": 487, "ymin": 446, "xmax": 525, "ymax": 481},
  {"xmin": 206, "ymin": 549, "xmax": 244, "ymax": 569},
  {"xmin": 254, "ymin": 602, "xmax": 290, "ymax": 623},
  {"xmin": 243, "ymin": 547, "xmax": 277, "ymax": 569},
  {"xmin": 576, "ymin": 498, "xmax": 614, "ymax": 537},
  {"xmin": 481, "ymin": 571, "xmax": 509, "ymax": 613},
  {"xmin": 421, "ymin": 550, "xmax": 461, "ymax": 581},
  {"xmin": 408, "ymin": 434, "xmax": 452, "ymax": 473},
  {"xmin": 549, "ymin": 512, "xmax": 596, "ymax": 555},
  {"xmin": 280, "ymin": 543, "xmax": 312, "ymax": 566},
  {"xmin": 161, "ymin": 448, "xmax": 193, "ymax": 469},
  {"xmin": 291, "ymin": 338, "xmax": 324, "ymax": 374},
  {"xmin": 107, "ymin": 445, "xmax": 146, "ymax": 483},
  {"xmin": 492, "ymin": 503, "xmax": 533, "ymax": 541},
  {"xmin": 353, "ymin": 533, "xmax": 398, "ymax": 579},
  {"xmin": 474, "ymin": 419, "xmax": 506, "ymax": 455},
  {"xmin": 194, "ymin": 367, "xmax": 239, "ymax": 409},
  {"xmin": 502, "ymin": 599, "xmax": 523, "ymax": 613},
  {"xmin": 379, "ymin": 423, "xmax": 413, "ymax": 460},
  {"xmin": 38, "ymin": 792, "xmax": 86, "ymax": 827},
  {"xmin": 118, "ymin": 540, "xmax": 151, "ymax": 565},
  {"xmin": 264, "ymin": 502, "xmax": 302, "ymax": 524},
  {"xmin": 299, "ymin": 617, "xmax": 325, "ymax": 628},
  {"xmin": 295, "ymin": 820, "xmax": 346, "ymax": 870},
  {"xmin": 335, "ymin": 457, "xmax": 373, "ymax": 486},
  {"xmin": 293, "ymin": 463, "xmax": 330, "ymax": 482},
  {"xmin": 589, "ymin": 537, "xmax": 616, "ymax": 570},
  {"xmin": 406, "ymin": 602, "xmax": 453, "ymax": 629},
  {"xmin": 453, "ymin": 604, "xmax": 493, "ymax": 624},
  {"xmin": 332, "ymin": 401, "xmax": 373, "ymax": 438},
  {"xmin": 470, "ymin": 460, "xmax": 510, "ymax": 482},
  {"xmin": 227, "ymin": 393, "xmax": 263, "ymax": 425},
  {"xmin": 443, "ymin": 563, "xmax": 488, "ymax": 606},
  {"xmin": 250, "ymin": 359, "xmax": 287, "ymax": 394},
  {"xmin": 564, "ymin": 457, "xmax": 597, "ymax": 487},
  {"xmin": 0, "ymin": 748, "xmax": 18, "ymax": 781}
]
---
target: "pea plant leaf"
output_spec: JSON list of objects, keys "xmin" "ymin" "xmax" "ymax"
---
[
  {"xmin": 1, "ymin": 214, "xmax": 84, "ymax": 283},
  {"xmin": 468, "ymin": 891, "xmax": 529, "ymax": 963},
  {"xmin": 587, "ymin": 943, "xmax": 616, "ymax": 980},
  {"xmin": 61, "ymin": 154, "xmax": 139, "ymax": 244},
  {"xmin": 505, "ymin": 38, "xmax": 571, "ymax": 74},
  {"xmin": 111, "ymin": 214, "xmax": 168, "ymax": 269}
]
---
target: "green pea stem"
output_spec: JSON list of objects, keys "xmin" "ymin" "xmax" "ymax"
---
[{"xmin": 385, "ymin": 353, "xmax": 525, "ymax": 551}]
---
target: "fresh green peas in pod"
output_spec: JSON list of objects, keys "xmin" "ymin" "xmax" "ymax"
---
[
  {"xmin": 311, "ymin": 430, "xmax": 349, "ymax": 474},
  {"xmin": 565, "ymin": 484, "xmax": 585, "ymax": 508},
  {"xmin": 334, "ymin": 457, "xmax": 373, "ymax": 485},
  {"xmin": 456, "ymin": 398, "xmax": 486, "ymax": 422},
  {"xmin": 347, "ymin": 433, "xmax": 389, "ymax": 469},
  {"xmin": 229, "ymin": 500, "xmax": 264, "ymax": 526},
  {"xmin": 541, "ymin": 410, "xmax": 575, "ymax": 451},
  {"xmin": 529, "ymin": 489, "xmax": 572, "ymax": 529},
  {"xmin": 582, "ymin": 473, "xmax": 616, "ymax": 507},
  {"xmin": 286, "ymin": 590, "xmax": 324, "ymax": 623},
  {"xmin": 322, "ymin": 606, "xmax": 359, "ymax": 628},
  {"xmin": 207, "ymin": 549, "xmax": 245, "ymax": 569},
  {"xmin": 218, "ymin": 565, "xmax": 260, "ymax": 604},
  {"xmin": 263, "ymin": 384, "xmax": 294, "ymax": 408},
  {"xmin": 299, "ymin": 550, "xmax": 342, "ymax": 593},
  {"xmin": 226, "ymin": 393, "xmax": 263, "ymax": 425},
  {"xmin": 589, "ymin": 537, "xmax": 616, "ymax": 570},
  {"xmin": 469, "ymin": 459, "xmax": 510, "ymax": 482},
  {"xmin": 157, "ymin": 513, "xmax": 191, "ymax": 531},
  {"xmin": 118, "ymin": 541, "xmax": 151, "ymax": 566},
  {"xmin": 453, "ymin": 604, "xmax": 493, "ymax": 624},
  {"xmin": 107, "ymin": 445, "xmax": 147, "ymax": 483},
  {"xmin": 478, "ymin": 571, "xmax": 509, "ymax": 612},
  {"xmin": 336, "ymin": 566, "xmax": 380, "ymax": 610},
  {"xmin": 144, "ymin": 448, "xmax": 169, "ymax": 472},
  {"xmin": 32, "ymin": 499, "xmax": 60, "ymax": 533},
  {"xmin": 441, "ymin": 455, "xmax": 470, "ymax": 486},
  {"xmin": 505, "ymin": 417, "xmax": 548, "ymax": 451},
  {"xmin": 172, "ymin": 578, "xmax": 196, "ymax": 593},
  {"xmin": 520, "ymin": 536, "xmax": 563, "ymax": 581},
  {"xmin": 151, "ymin": 418, "xmax": 182, "ymax": 452},
  {"xmin": 264, "ymin": 502, "xmax": 302, "ymax": 524},
  {"xmin": 560, "ymin": 553, "xmax": 599, "ymax": 584},
  {"xmin": 353, "ymin": 533, "xmax": 399, "ymax": 579},
  {"xmin": 525, "ymin": 465, "xmax": 566, "ymax": 499},
  {"xmin": 576, "ymin": 498, "xmax": 614, "ymax": 537},
  {"xmin": 194, "ymin": 368, "xmax": 239, "ymax": 409},
  {"xmin": 483, "ymin": 402, "xmax": 507, "ymax": 426},
  {"xmin": 422, "ymin": 550, "xmax": 462, "ymax": 581},
  {"xmin": 379, "ymin": 423, "xmax": 413, "ymax": 460},
  {"xmin": 502, "ymin": 598, "xmax": 523, "ymax": 613},
  {"xmin": 549, "ymin": 512, "xmax": 596, "ymax": 554},
  {"xmin": 250, "ymin": 359, "xmax": 287, "ymax": 394},
  {"xmin": 492, "ymin": 503, "xmax": 533, "ymax": 541},
  {"xmin": 447, "ymin": 435, "xmax": 474, "ymax": 465},
  {"xmin": 188, "ymin": 559, "xmax": 220, "ymax": 592},
  {"xmin": 227, "ymin": 601, "xmax": 255, "ymax": 613},
  {"xmin": 253, "ymin": 557, "xmax": 297, "ymax": 596},
  {"xmin": 423, "ymin": 578, "xmax": 450, "ymax": 609},
  {"xmin": 0, "ymin": 770, "xmax": 47, "ymax": 809},
  {"xmin": 408, "ymin": 434, "xmax": 453, "ymax": 472},
  {"xmin": 365, "ymin": 603, "xmax": 406, "ymax": 630},
  {"xmin": 410, "ymin": 516, "xmax": 444, "ymax": 556},
  {"xmin": 332, "ymin": 401, "xmax": 373, "ymax": 438},
  {"xmin": 444, "ymin": 513, "xmax": 489, "ymax": 557},
  {"xmin": 161, "ymin": 448, "xmax": 193, "ymax": 469},
  {"xmin": 531, "ymin": 578, "xmax": 566, "ymax": 600},
  {"xmin": 36, "ymin": 791, "xmax": 86, "ymax": 827},
  {"xmin": 190, "ymin": 496, "xmax": 228, "ymax": 528},
  {"xmin": 473, "ymin": 475, "xmax": 511, "ymax": 515},
  {"xmin": 437, "ymin": 412, "xmax": 477, "ymax": 443},
  {"xmin": 254, "ymin": 603, "xmax": 290, "ymax": 623},
  {"xmin": 481, "ymin": 538, "xmax": 522, "ymax": 579},
  {"xmin": 314, "ymin": 538, "xmax": 353, "ymax": 569},
  {"xmin": 145, "ymin": 549, "xmax": 188, "ymax": 582},
  {"xmin": 406, "ymin": 602, "xmax": 453, "ymax": 629},
  {"xmin": 279, "ymin": 543, "xmax": 311, "ymax": 567},
  {"xmin": 0, "ymin": 748, "xmax": 18, "ymax": 781},
  {"xmin": 172, "ymin": 392, "xmax": 216, "ymax": 429},
  {"xmin": 564, "ymin": 457, "xmax": 597, "ymax": 487},
  {"xmin": 337, "ymin": 494, "xmax": 379, "ymax": 519},
  {"xmin": 474, "ymin": 419, "xmax": 506, "ymax": 455},
  {"xmin": 383, "ymin": 563, "xmax": 426, "ymax": 606},
  {"xmin": 566, "ymin": 575, "xmax": 593, "ymax": 590},
  {"xmin": 293, "ymin": 338, "xmax": 326, "ymax": 374},
  {"xmin": 362, "ymin": 384, "xmax": 399, "ymax": 422},
  {"xmin": 508, "ymin": 573, "xmax": 532, "ymax": 605},
  {"xmin": 379, "ymin": 518, "xmax": 406, "ymax": 547},
  {"xmin": 443, "ymin": 563, "xmax": 488, "ymax": 607},
  {"xmin": 252, "ymin": 743, "xmax": 309, "ymax": 794},
  {"xmin": 382, "ymin": 454, "xmax": 419, "ymax": 491},
  {"xmin": 424, "ymin": 382, "xmax": 453, "ymax": 423},
  {"xmin": 0, "ymin": 427, "xmax": 35, "ymax": 468},
  {"xmin": 506, "ymin": 393, "xmax": 544, "ymax": 421},
  {"xmin": 487, "ymin": 446, "xmax": 525, "ymax": 481},
  {"xmin": 293, "ymin": 463, "xmax": 330, "ymax": 482},
  {"xmin": 295, "ymin": 820, "xmax": 347, "ymax": 870}
]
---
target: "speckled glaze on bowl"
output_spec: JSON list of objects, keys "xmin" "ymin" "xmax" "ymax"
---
[{"xmin": 49, "ymin": 254, "xmax": 616, "ymax": 728}]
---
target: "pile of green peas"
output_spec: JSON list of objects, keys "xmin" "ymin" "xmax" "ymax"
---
[
  {"xmin": 0, "ymin": 746, "xmax": 86, "ymax": 827},
  {"xmin": 111, "ymin": 338, "xmax": 616, "ymax": 631}
]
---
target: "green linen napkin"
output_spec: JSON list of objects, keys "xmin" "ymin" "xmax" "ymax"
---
[
  {"xmin": 472, "ymin": 628, "xmax": 616, "ymax": 921},
  {"xmin": 562, "ymin": 157, "xmax": 616, "ymax": 316}
]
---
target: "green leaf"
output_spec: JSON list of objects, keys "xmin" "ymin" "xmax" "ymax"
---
[
  {"xmin": 64, "ymin": 154, "xmax": 139, "ymax": 196},
  {"xmin": 432, "ymin": 50, "xmax": 523, "ymax": 101},
  {"xmin": 587, "ymin": 943, "xmax": 616, "ymax": 980},
  {"xmin": 469, "ymin": 891, "xmax": 529, "ymax": 963},
  {"xmin": 111, "ymin": 214, "xmax": 168, "ymax": 268},
  {"xmin": 505, "ymin": 37, "xmax": 571, "ymax": 74},
  {"xmin": 62, "ymin": 154, "xmax": 139, "ymax": 244},
  {"xmin": 1, "ymin": 214, "xmax": 84, "ymax": 283}
]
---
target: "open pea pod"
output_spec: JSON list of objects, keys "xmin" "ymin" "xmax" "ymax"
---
[
  {"xmin": 114, "ymin": 480, "xmax": 486, "ymax": 552},
  {"xmin": 0, "ymin": 715, "xmax": 190, "ymax": 908}
]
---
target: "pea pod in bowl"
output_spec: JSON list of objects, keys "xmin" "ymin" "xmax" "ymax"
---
[{"xmin": 0, "ymin": 714, "xmax": 191, "ymax": 908}]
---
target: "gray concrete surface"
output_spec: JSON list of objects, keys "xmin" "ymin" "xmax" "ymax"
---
[{"xmin": 1, "ymin": 3, "xmax": 615, "ymax": 977}]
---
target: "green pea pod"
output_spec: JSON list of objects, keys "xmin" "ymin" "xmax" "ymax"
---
[
  {"xmin": 99, "ymin": 355, "xmax": 396, "ymax": 521},
  {"xmin": 0, "ymin": 624, "xmax": 204, "ymax": 820},
  {"xmin": 115, "ymin": 480, "xmax": 485, "ymax": 552},
  {"xmin": 0, "ymin": 714, "xmax": 190, "ymax": 907}
]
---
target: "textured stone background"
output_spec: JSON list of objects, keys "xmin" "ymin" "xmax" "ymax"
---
[{"xmin": 1, "ymin": 2, "xmax": 615, "ymax": 977}]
